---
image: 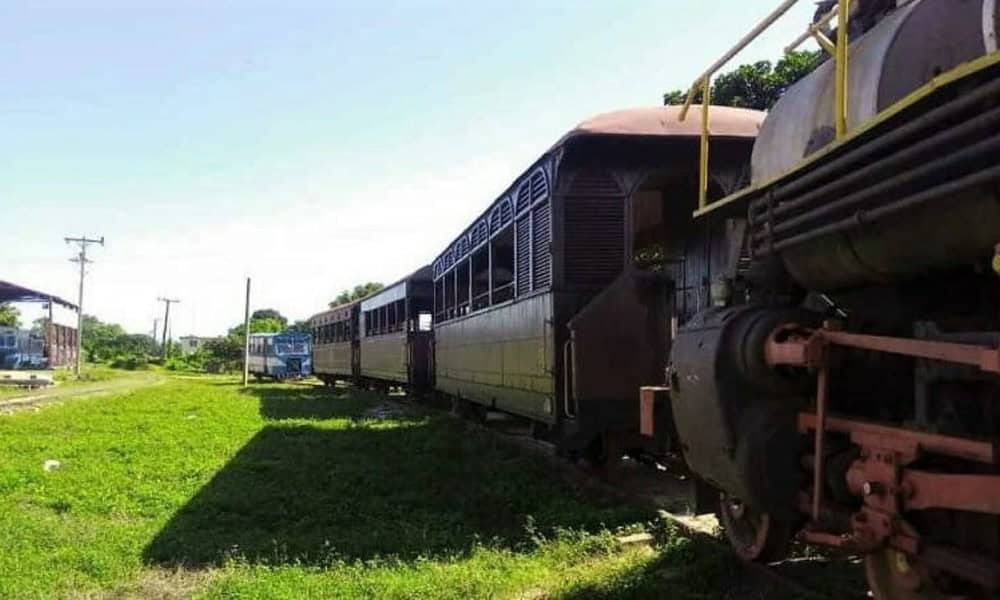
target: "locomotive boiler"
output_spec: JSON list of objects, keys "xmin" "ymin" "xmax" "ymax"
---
[{"xmin": 665, "ymin": 1, "xmax": 1000, "ymax": 598}]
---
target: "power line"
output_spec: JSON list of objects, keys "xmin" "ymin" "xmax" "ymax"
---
[
  {"xmin": 157, "ymin": 297, "xmax": 180, "ymax": 357},
  {"xmin": 65, "ymin": 235, "xmax": 104, "ymax": 376}
]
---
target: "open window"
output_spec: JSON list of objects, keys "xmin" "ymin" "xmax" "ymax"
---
[
  {"xmin": 444, "ymin": 270, "xmax": 456, "ymax": 320},
  {"xmin": 471, "ymin": 244, "xmax": 489, "ymax": 311},
  {"xmin": 456, "ymin": 258, "xmax": 471, "ymax": 316},
  {"xmin": 491, "ymin": 224, "xmax": 514, "ymax": 304}
]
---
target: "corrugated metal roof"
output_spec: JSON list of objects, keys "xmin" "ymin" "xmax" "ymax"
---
[{"xmin": 0, "ymin": 280, "xmax": 78, "ymax": 310}]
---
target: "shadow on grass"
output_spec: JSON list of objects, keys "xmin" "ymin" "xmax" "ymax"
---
[
  {"xmin": 250, "ymin": 384, "xmax": 372, "ymax": 421},
  {"xmin": 143, "ymin": 413, "xmax": 645, "ymax": 567}
]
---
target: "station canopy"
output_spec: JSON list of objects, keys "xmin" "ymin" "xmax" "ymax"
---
[{"xmin": 0, "ymin": 280, "xmax": 78, "ymax": 310}]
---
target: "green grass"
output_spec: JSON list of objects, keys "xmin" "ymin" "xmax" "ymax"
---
[{"xmin": 0, "ymin": 376, "xmax": 739, "ymax": 599}]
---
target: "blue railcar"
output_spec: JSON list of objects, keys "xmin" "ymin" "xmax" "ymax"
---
[{"xmin": 247, "ymin": 332, "xmax": 312, "ymax": 380}]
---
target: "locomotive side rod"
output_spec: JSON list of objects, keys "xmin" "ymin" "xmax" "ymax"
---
[{"xmin": 768, "ymin": 322, "xmax": 1000, "ymax": 588}]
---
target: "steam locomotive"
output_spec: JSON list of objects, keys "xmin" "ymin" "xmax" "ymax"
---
[{"xmin": 311, "ymin": 2, "xmax": 1000, "ymax": 597}]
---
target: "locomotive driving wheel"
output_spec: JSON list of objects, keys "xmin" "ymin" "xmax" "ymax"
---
[
  {"xmin": 864, "ymin": 547, "xmax": 947, "ymax": 600},
  {"xmin": 718, "ymin": 494, "xmax": 790, "ymax": 563}
]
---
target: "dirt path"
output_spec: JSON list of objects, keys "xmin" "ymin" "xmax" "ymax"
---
[{"xmin": 0, "ymin": 371, "xmax": 164, "ymax": 414}]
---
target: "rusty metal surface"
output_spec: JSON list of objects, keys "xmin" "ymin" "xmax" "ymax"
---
[
  {"xmin": 564, "ymin": 105, "xmax": 763, "ymax": 143},
  {"xmin": 823, "ymin": 329, "xmax": 1000, "ymax": 374},
  {"xmin": 566, "ymin": 269, "xmax": 668, "ymax": 435},
  {"xmin": 639, "ymin": 386, "xmax": 668, "ymax": 438},
  {"xmin": 752, "ymin": 0, "xmax": 995, "ymax": 184},
  {"xmin": 798, "ymin": 413, "xmax": 997, "ymax": 464},
  {"xmin": 901, "ymin": 470, "xmax": 1000, "ymax": 514}
]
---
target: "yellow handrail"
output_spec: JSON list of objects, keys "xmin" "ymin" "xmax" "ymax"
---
[
  {"xmin": 678, "ymin": 0, "xmax": 851, "ymax": 210},
  {"xmin": 834, "ymin": 0, "xmax": 850, "ymax": 139}
]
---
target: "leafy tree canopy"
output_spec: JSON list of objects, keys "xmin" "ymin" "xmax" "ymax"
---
[
  {"xmin": 79, "ymin": 314, "xmax": 156, "ymax": 362},
  {"xmin": 330, "ymin": 282, "xmax": 384, "ymax": 308},
  {"xmin": 228, "ymin": 317, "xmax": 286, "ymax": 339},
  {"xmin": 663, "ymin": 50, "xmax": 820, "ymax": 111},
  {"xmin": 286, "ymin": 320, "xmax": 312, "ymax": 334},
  {"xmin": 250, "ymin": 309, "xmax": 287, "ymax": 326},
  {"xmin": 0, "ymin": 303, "xmax": 20, "ymax": 328}
]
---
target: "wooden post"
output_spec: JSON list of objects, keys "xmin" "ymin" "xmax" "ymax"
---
[{"xmin": 242, "ymin": 277, "xmax": 251, "ymax": 387}]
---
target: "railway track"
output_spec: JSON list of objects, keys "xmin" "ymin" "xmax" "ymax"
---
[{"xmin": 365, "ymin": 387, "xmax": 868, "ymax": 599}]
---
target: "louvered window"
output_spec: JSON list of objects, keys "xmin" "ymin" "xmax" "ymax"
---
[
  {"xmin": 470, "ymin": 219, "xmax": 489, "ymax": 248},
  {"xmin": 564, "ymin": 171, "xmax": 625, "ymax": 287},
  {"xmin": 515, "ymin": 180, "xmax": 531, "ymax": 215},
  {"xmin": 529, "ymin": 169, "xmax": 548, "ymax": 203},
  {"xmin": 490, "ymin": 198, "xmax": 513, "ymax": 234},
  {"xmin": 454, "ymin": 235, "xmax": 470, "ymax": 260},
  {"xmin": 532, "ymin": 200, "xmax": 551, "ymax": 290},
  {"xmin": 515, "ymin": 215, "xmax": 531, "ymax": 295}
]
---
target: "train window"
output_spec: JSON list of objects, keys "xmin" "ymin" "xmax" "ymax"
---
[
  {"xmin": 418, "ymin": 311, "xmax": 432, "ymax": 331},
  {"xmin": 471, "ymin": 245, "xmax": 489, "ymax": 311},
  {"xmin": 532, "ymin": 200, "xmax": 552, "ymax": 290},
  {"xmin": 387, "ymin": 302, "xmax": 397, "ymax": 332},
  {"xmin": 395, "ymin": 299, "xmax": 405, "ymax": 332},
  {"xmin": 456, "ymin": 258, "xmax": 470, "ymax": 316},
  {"xmin": 491, "ymin": 224, "xmax": 514, "ymax": 304},
  {"xmin": 444, "ymin": 269, "xmax": 456, "ymax": 319}
]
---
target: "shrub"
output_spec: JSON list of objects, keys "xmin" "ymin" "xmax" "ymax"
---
[{"xmin": 109, "ymin": 353, "xmax": 149, "ymax": 371}]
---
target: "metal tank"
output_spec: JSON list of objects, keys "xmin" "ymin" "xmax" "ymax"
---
[
  {"xmin": 754, "ymin": 0, "xmax": 998, "ymax": 183},
  {"xmin": 748, "ymin": 0, "xmax": 1000, "ymax": 292}
]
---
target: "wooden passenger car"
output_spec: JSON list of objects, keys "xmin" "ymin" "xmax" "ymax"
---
[
  {"xmin": 309, "ymin": 300, "xmax": 359, "ymax": 386},
  {"xmin": 358, "ymin": 267, "xmax": 434, "ymax": 389},
  {"xmin": 430, "ymin": 105, "xmax": 764, "ymax": 452}
]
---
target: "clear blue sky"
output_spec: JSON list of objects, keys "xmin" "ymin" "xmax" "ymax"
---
[{"xmin": 1, "ymin": 1, "xmax": 817, "ymax": 336}]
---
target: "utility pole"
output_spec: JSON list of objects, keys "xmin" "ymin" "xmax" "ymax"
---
[
  {"xmin": 242, "ymin": 277, "xmax": 251, "ymax": 387},
  {"xmin": 157, "ymin": 297, "xmax": 180, "ymax": 357},
  {"xmin": 65, "ymin": 235, "xmax": 104, "ymax": 376}
]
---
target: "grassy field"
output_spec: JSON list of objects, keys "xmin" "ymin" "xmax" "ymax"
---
[{"xmin": 0, "ymin": 374, "xmax": 745, "ymax": 599}]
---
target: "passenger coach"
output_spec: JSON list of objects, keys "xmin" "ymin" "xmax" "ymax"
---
[
  {"xmin": 358, "ymin": 267, "xmax": 434, "ymax": 390},
  {"xmin": 309, "ymin": 300, "xmax": 359, "ymax": 386},
  {"xmin": 430, "ymin": 105, "xmax": 764, "ymax": 456}
]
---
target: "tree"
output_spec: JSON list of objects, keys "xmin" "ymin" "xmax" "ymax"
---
[
  {"xmin": 228, "ymin": 317, "xmax": 286, "ymax": 339},
  {"xmin": 201, "ymin": 336, "xmax": 244, "ymax": 373},
  {"xmin": 81, "ymin": 314, "xmax": 127, "ymax": 361},
  {"xmin": 0, "ymin": 303, "xmax": 20, "ymax": 328},
  {"xmin": 330, "ymin": 282, "xmax": 384, "ymax": 308},
  {"xmin": 286, "ymin": 320, "xmax": 312, "ymax": 334},
  {"xmin": 663, "ymin": 50, "xmax": 820, "ymax": 111},
  {"xmin": 250, "ymin": 309, "xmax": 287, "ymax": 327}
]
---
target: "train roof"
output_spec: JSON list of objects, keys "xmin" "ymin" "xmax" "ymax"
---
[
  {"xmin": 360, "ymin": 266, "xmax": 431, "ymax": 312},
  {"xmin": 308, "ymin": 299, "xmax": 358, "ymax": 325},
  {"xmin": 431, "ymin": 104, "xmax": 765, "ymax": 278},
  {"xmin": 556, "ymin": 105, "xmax": 763, "ymax": 146}
]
